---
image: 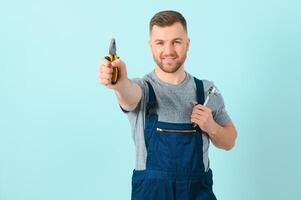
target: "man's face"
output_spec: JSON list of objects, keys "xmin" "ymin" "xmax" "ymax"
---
[{"xmin": 149, "ymin": 22, "xmax": 190, "ymax": 73}]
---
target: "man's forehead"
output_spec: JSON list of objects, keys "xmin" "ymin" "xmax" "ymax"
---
[{"xmin": 150, "ymin": 23, "xmax": 187, "ymax": 40}]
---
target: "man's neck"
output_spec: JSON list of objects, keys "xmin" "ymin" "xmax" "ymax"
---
[{"xmin": 154, "ymin": 66, "xmax": 186, "ymax": 85}]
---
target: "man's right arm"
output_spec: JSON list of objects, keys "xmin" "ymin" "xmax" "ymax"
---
[
  {"xmin": 114, "ymin": 79, "xmax": 142, "ymax": 112},
  {"xmin": 99, "ymin": 58, "xmax": 142, "ymax": 112}
]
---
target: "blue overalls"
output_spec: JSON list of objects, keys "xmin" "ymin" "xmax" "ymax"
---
[{"xmin": 131, "ymin": 78, "xmax": 217, "ymax": 200}]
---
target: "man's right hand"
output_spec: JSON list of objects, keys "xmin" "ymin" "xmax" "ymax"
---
[
  {"xmin": 98, "ymin": 57, "xmax": 142, "ymax": 112},
  {"xmin": 98, "ymin": 58, "xmax": 128, "ymax": 90}
]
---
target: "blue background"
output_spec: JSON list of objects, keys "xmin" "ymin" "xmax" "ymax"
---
[{"xmin": 1, "ymin": 0, "xmax": 300, "ymax": 199}]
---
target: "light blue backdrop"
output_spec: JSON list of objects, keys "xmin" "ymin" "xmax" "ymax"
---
[{"xmin": 1, "ymin": 0, "xmax": 300, "ymax": 199}]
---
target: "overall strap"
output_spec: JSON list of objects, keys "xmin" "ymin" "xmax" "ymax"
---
[
  {"xmin": 194, "ymin": 77, "xmax": 206, "ymax": 135},
  {"xmin": 145, "ymin": 81, "xmax": 157, "ymax": 116},
  {"xmin": 144, "ymin": 81, "xmax": 158, "ymax": 148},
  {"xmin": 194, "ymin": 77, "xmax": 205, "ymax": 105}
]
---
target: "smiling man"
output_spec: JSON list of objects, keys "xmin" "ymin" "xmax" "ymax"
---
[{"xmin": 99, "ymin": 10, "xmax": 237, "ymax": 200}]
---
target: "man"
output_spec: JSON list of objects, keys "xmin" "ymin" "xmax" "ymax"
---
[{"xmin": 99, "ymin": 10, "xmax": 237, "ymax": 200}]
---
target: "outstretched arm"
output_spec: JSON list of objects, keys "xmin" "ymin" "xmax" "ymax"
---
[{"xmin": 99, "ymin": 58, "xmax": 142, "ymax": 111}]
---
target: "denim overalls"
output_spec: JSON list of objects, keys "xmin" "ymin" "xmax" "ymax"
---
[{"xmin": 131, "ymin": 78, "xmax": 217, "ymax": 200}]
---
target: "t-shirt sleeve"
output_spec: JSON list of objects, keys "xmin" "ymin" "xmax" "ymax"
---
[{"xmin": 206, "ymin": 81, "xmax": 232, "ymax": 126}]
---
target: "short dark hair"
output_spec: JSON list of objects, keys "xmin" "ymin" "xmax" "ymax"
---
[{"xmin": 149, "ymin": 10, "xmax": 187, "ymax": 34}]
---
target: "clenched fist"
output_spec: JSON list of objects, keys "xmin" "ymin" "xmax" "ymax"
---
[
  {"xmin": 98, "ymin": 58, "xmax": 127, "ymax": 90},
  {"xmin": 191, "ymin": 100, "xmax": 219, "ymax": 136}
]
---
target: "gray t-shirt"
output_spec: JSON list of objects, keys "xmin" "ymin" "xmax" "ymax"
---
[{"xmin": 124, "ymin": 71, "xmax": 231, "ymax": 171}]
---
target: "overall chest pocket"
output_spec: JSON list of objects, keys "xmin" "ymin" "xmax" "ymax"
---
[{"xmin": 152, "ymin": 127, "xmax": 202, "ymax": 158}]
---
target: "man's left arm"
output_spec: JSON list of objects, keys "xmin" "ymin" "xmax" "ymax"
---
[
  {"xmin": 206, "ymin": 121, "xmax": 237, "ymax": 150},
  {"xmin": 191, "ymin": 104, "xmax": 237, "ymax": 150}
]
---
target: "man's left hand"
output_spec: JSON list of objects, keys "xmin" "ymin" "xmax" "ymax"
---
[{"xmin": 191, "ymin": 101, "xmax": 219, "ymax": 136}]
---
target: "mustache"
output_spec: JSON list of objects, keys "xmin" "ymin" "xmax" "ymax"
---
[{"xmin": 160, "ymin": 54, "xmax": 178, "ymax": 59}]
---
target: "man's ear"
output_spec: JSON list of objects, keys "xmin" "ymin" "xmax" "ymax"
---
[{"xmin": 187, "ymin": 38, "xmax": 190, "ymax": 51}]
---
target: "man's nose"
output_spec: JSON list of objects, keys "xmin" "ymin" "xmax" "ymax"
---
[{"xmin": 163, "ymin": 43, "xmax": 175, "ymax": 55}]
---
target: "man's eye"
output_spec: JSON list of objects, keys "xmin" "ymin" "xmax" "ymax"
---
[
  {"xmin": 174, "ymin": 41, "xmax": 181, "ymax": 44},
  {"xmin": 156, "ymin": 42, "xmax": 163, "ymax": 45}
]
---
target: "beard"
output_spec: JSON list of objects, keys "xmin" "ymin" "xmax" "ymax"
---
[{"xmin": 153, "ymin": 52, "xmax": 187, "ymax": 73}]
